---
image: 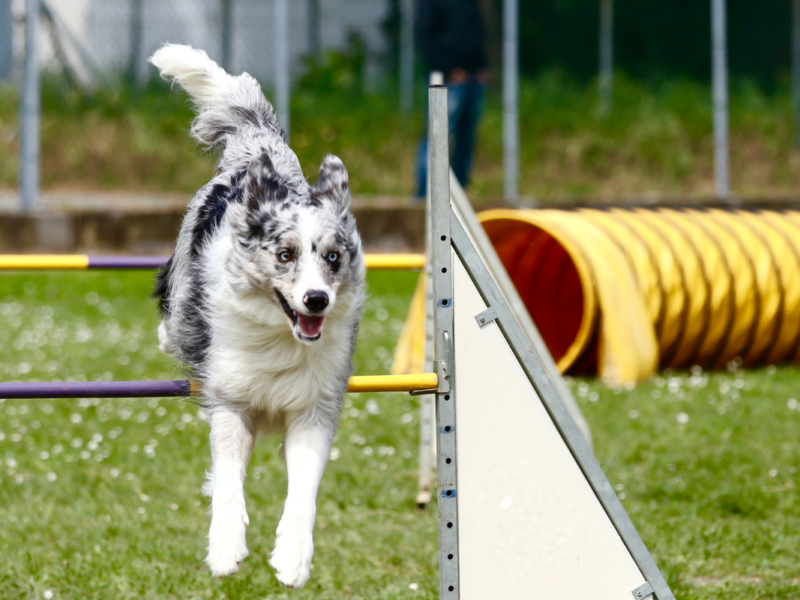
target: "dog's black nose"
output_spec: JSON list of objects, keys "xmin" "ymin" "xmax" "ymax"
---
[{"xmin": 303, "ymin": 290, "xmax": 329, "ymax": 312}]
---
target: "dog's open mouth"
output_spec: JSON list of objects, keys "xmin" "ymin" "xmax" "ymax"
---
[{"xmin": 275, "ymin": 289, "xmax": 324, "ymax": 341}]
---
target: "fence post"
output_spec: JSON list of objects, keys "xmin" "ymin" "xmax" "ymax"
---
[
  {"xmin": 502, "ymin": 0, "xmax": 519, "ymax": 204},
  {"xmin": 275, "ymin": 0, "xmax": 290, "ymax": 140},
  {"xmin": 20, "ymin": 0, "xmax": 40, "ymax": 213},
  {"xmin": 220, "ymin": 0, "xmax": 232, "ymax": 71},
  {"xmin": 711, "ymin": 0, "xmax": 730, "ymax": 199},
  {"xmin": 128, "ymin": 0, "xmax": 143, "ymax": 83},
  {"xmin": 793, "ymin": 0, "xmax": 800, "ymax": 147},
  {"xmin": 400, "ymin": 0, "xmax": 414, "ymax": 112},
  {"xmin": 0, "ymin": 0, "xmax": 12, "ymax": 81},
  {"xmin": 599, "ymin": 0, "xmax": 614, "ymax": 113}
]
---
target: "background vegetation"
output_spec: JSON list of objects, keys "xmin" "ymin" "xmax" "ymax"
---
[{"xmin": 1, "ymin": 50, "xmax": 799, "ymax": 204}]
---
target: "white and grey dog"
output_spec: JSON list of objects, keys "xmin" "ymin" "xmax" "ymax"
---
[{"xmin": 149, "ymin": 44, "xmax": 365, "ymax": 588}]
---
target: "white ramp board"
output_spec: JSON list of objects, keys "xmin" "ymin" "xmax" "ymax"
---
[
  {"xmin": 445, "ymin": 215, "xmax": 675, "ymax": 600},
  {"xmin": 454, "ymin": 251, "xmax": 645, "ymax": 598}
]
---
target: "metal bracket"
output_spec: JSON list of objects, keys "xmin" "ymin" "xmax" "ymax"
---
[
  {"xmin": 435, "ymin": 360, "xmax": 451, "ymax": 393},
  {"xmin": 632, "ymin": 582, "xmax": 654, "ymax": 599},
  {"xmin": 474, "ymin": 307, "xmax": 498, "ymax": 328}
]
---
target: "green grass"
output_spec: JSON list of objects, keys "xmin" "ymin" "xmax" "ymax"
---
[
  {"xmin": 1, "ymin": 270, "xmax": 800, "ymax": 598},
  {"xmin": 2, "ymin": 70, "xmax": 800, "ymax": 203}
]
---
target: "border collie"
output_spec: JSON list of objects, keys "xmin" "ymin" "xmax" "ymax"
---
[{"xmin": 149, "ymin": 44, "xmax": 365, "ymax": 588}]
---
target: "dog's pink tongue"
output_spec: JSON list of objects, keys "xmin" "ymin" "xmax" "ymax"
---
[{"xmin": 298, "ymin": 314, "xmax": 325, "ymax": 337}]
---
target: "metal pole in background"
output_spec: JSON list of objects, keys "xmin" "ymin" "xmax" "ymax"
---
[
  {"xmin": 400, "ymin": 0, "xmax": 414, "ymax": 112},
  {"xmin": 503, "ymin": 0, "xmax": 519, "ymax": 204},
  {"xmin": 711, "ymin": 0, "xmax": 730, "ymax": 198},
  {"xmin": 793, "ymin": 0, "xmax": 800, "ymax": 147},
  {"xmin": 0, "ymin": 0, "xmax": 12, "ymax": 81},
  {"xmin": 20, "ymin": 0, "xmax": 40, "ymax": 213},
  {"xmin": 220, "ymin": 0, "xmax": 232, "ymax": 71},
  {"xmin": 308, "ymin": 0, "xmax": 320, "ymax": 59},
  {"xmin": 599, "ymin": 0, "xmax": 614, "ymax": 113},
  {"xmin": 128, "ymin": 0, "xmax": 143, "ymax": 83},
  {"xmin": 275, "ymin": 0, "xmax": 290, "ymax": 140}
]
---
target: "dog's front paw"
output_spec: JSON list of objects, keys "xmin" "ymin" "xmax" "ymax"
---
[
  {"xmin": 269, "ymin": 526, "xmax": 314, "ymax": 588},
  {"xmin": 206, "ymin": 504, "xmax": 250, "ymax": 577}
]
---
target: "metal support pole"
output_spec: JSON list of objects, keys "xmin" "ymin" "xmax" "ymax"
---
[
  {"xmin": 275, "ymin": 0, "xmax": 290, "ymax": 140},
  {"xmin": 20, "ymin": 0, "xmax": 40, "ymax": 213},
  {"xmin": 429, "ymin": 84, "xmax": 459, "ymax": 599},
  {"xmin": 711, "ymin": 0, "xmax": 730, "ymax": 198},
  {"xmin": 220, "ymin": 0, "xmax": 232, "ymax": 71},
  {"xmin": 793, "ymin": 0, "xmax": 800, "ymax": 147},
  {"xmin": 599, "ymin": 0, "xmax": 614, "ymax": 113},
  {"xmin": 502, "ymin": 0, "xmax": 519, "ymax": 204},
  {"xmin": 0, "ymin": 0, "xmax": 12, "ymax": 81},
  {"xmin": 400, "ymin": 0, "xmax": 414, "ymax": 112}
]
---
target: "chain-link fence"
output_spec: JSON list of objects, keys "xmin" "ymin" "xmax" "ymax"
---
[{"xmin": 1, "ymin": 0, "xmax": 391, "ymax": 87}]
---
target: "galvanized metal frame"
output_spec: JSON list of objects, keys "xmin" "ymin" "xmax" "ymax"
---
[
  {"xmin": 429, "ymin": 84, "xmax": 460, "ymax": 599},
  {"xmin": 449, "ymin": 213, "xmax": 676, "ymax": 600}
]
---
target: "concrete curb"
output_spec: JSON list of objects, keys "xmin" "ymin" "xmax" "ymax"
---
[{"xmin": 0, "ymin": 205, "xmax": 426, "ymax": 253}]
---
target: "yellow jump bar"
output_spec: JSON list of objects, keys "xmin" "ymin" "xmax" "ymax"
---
[
  {"xmin": 0, "ymin": 255, "xmax": 90, "ymax": 269},
  {"xmin": 346, "ymin": 373, "xmax": 438, "ymax": 393},
  {"xmin": 0, "ymin": 254, "xmax": 426, "ymax": 271},
  {"xmin": 364, "ymin": 253, "xmax": 426, "ymax": 270}
]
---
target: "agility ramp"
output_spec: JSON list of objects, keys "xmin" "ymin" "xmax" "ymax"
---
[
  {"xmin": 480, "ymin": 207, "xmax": 800, "ymax": 384},
  {"xmin": 425, "ymin": 86, "xmax": 673, "ymax": 599}
]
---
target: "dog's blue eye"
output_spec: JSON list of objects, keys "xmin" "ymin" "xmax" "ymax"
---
[
  {"xmin": 277, "ymin": 251, "xmax": 293, "ymax": 263},
  {"xmin": 327, "ymin": 252, "xmax": 339, "ymax": 263}
]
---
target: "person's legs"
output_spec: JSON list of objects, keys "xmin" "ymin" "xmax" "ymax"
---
[
  {"xmin": 415, "ymin": 135, "xmax": 428, "ymax": 198},
  {"xmin": 451, "ymin": 80, "xmax": 484, "ymax": 188}
]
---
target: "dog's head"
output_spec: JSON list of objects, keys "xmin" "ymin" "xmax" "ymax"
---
[{"xmin": 228, "ymin": 152, "xmax": 362, "ymax": 344}]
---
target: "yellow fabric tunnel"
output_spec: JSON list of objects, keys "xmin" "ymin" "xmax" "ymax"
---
[{"xmin": 478, "ymin": 208, "xmax": 800, "ymax": 384}]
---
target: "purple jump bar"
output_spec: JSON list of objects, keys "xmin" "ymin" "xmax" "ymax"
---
[
  {"xmin": 0, "ymin": 380, "xmax": 193, "ymax": 399},
  {"xmin": 88, "ymin": 256, "xmax": 170, "ymax": 269}
]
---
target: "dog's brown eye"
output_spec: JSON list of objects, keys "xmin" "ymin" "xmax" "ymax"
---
[{"xmin": 277, "ymin": 250, "xmax": 293, "ymax": 263}]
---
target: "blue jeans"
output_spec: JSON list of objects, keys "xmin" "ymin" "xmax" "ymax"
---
[{"xmin": 416, "ymin": 79, "xmax": 485, "ymax": 197}]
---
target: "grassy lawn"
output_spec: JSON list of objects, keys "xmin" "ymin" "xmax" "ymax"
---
[{"xmin": 0, "ymin": 269, "xmax": 799, "ymax": 599}]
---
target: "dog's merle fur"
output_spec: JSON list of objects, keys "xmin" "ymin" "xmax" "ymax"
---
[{"xmin": 150, "ymin": 44, "xmax": 365, "ymax": 587}]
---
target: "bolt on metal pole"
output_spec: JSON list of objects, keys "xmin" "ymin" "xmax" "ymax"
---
[
  {"xmin": 503, "ymin": 0, "xmax": 519, "ymax": 204},
  {"xmin": 711, "ymin": 0, "xmax": 730, "ymax": 199},
  {"xmin": 400, "ymin": 0, "xmax": 414, "ymax": 112},
  {"xmin": 793, "ymin": 0, "xmax": 800, "ymax": 147},
  {"xmin": 599, "ymin": 0, "xmax": 614, "ymax": 113},
  {"xmin": 20, "ymin": 0, "xmax": 40, "ymax": 213},
  {"xmin": 275, "ymin": 0, "xmax": 290, "ymax": 140}
]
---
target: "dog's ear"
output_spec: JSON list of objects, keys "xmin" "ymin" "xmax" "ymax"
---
[
  {"xmin": 311, "ymin": 155, "xmax": 350, "ymax": 213},
  {"xmin": 240, "ymin": 151, "xmax": 290, "ymax": 238},
  {"xmin": 244, "ymin": 151, "xmax": 289, "ymax": 213}
]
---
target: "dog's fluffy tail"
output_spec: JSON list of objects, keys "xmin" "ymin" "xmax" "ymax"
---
[{"xmin": 150, "ymin": 44, "xmax": 280, "ymax": 150}]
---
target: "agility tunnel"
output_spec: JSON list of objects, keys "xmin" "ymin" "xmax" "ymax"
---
[{"xmin": 474, "ymin": 207, "xmax": 800, "ymax": 384}]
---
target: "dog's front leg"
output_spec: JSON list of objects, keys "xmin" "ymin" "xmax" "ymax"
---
[
  {"xmin": 270, "ymin": 414, "xmax": 334, "ymax": 589},
  {"xmin": 204, "ymin": 407, "xmax": 256, "ymax": 577}
]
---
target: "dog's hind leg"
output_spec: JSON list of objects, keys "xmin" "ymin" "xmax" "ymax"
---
[
  {"xmin": 204, "ymin": 406, "xmax": 256, "ymax": 577},
  {"xmin": 269, "ymin": 414, "xmax": 335, "ymax": 589}
]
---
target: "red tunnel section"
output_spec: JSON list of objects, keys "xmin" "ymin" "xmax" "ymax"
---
[{"xmin": 482, "ymin": 219, "xmax": 589, "ymax": 370}]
